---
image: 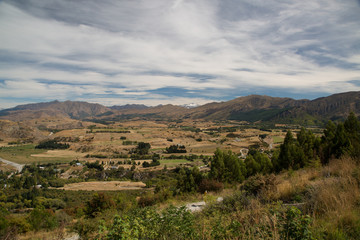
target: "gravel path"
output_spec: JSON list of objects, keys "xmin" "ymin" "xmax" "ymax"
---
[{"xmin": 0, "ymin": 157, "xmax": 24, "ymax": 172}]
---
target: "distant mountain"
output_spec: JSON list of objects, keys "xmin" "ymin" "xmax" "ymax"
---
[
  {"xmin": 185, "ymin": 95, "xmax": 309, "ymax": 121},
  {"xmin": 0, "ymin": 100, "xmax": 111, "ymax": 121},
  {"xmin": 103, "ymin": 104, "xmax": 187, "ymax": 121},
  {"xmin": 110, "ymin": 104, "xmax": 149, "ymax": 111},
  {"xmin": 0, "ymin": 91, "xmax": 359, "ymax": 124},
  {"xmin": 273, "ymin": 91, "xmax": 360, "ymax": 123}
]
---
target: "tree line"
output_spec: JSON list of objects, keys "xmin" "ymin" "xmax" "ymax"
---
[{"xmin": 209, "ymin": 112, "xmax": 360, "ymax": 183}]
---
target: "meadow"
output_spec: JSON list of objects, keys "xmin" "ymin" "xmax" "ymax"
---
[{"xmin": 0, "ymin": 145, "xmax": 76, "ymax": 164}]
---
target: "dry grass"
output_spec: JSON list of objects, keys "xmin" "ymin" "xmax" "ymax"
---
[
  {"xmin": 18, "ymin": 228, "xmax": 77, "ymax": 240},
  {"xmin": 60, "ymin": 181, "xmax": 146, "ymax": 191},
  {"xmin": 0, "ymin": 161, "xmax": 16, "ymax": 172},
  {"xmin": 30, "ymin": 149, "xmax": 85, "ymax": 158},
  {"xmin": 306, "ymin": 177, "xmax": 359, "ymax": 216},
  {"xmin": 263, "ymin": 167, "xmax": 320, "ymax": 202},
  {"xmin": 306, "ymin": 157, "xmax": 360, "ymax": 217},
  {"xmin": 199, "ymin": 197, "xmax": 281, "ymax": 240},
  {"xmin": 260, "ymin": 156, "xmax": 360, "ymax": 224}
]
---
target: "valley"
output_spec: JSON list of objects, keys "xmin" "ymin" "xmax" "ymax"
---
[{"xmin": 0, "ymin": 92, "xmax": 359, "ymax": 240}]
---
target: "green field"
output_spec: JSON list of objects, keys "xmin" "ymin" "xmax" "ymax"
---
[
  {"xmin": 159, "ymin": 159, "xmax": 192, "ymax": 167},
  {"xmin": 0, "ymin": 144, "xmax": 74, "ymax": 164},
  {"xmin": 272, "ymin": 136, "xmax": 284, "ymax": 144}
]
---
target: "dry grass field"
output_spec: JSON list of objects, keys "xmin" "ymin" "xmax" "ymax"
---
[
  {"xmin": 0, "ymin": 161, "xmax": 16, "ymax": 172},
  {"xmin": 30, "ymin": 149, "xmax": 85, "ymax": 158},
  {"xmin": 60, "ymin": 180, "xmax": 146, "ymax": 191},
  {"xmin": 0, "ymin": 119, "xmax": 290, "ymax": 167}
]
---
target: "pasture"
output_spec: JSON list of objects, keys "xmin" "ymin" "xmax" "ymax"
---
[
  {"xmin": 0, "ymin": 145, "xmax": 76, "ymax": 164},
  {"xmin": 60, "ymin": 181, "xmax": 146, "ymax": 191}
]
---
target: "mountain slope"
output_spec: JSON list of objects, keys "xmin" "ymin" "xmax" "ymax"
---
[
  {"xmin": 186, "ymin": 95, "xmax": 309, "ymax": 121},
  {"xmin": 110, "ymin": 104, "xmax": 149, "ymax": 111},
  {"xmin": 274, "ymin": 91, "xmax": 360, "ymax": 123},
  {"xmin": 0, "ymin": 91, "xmax": 359, "ymax": 123},
  {"xmin": 0, "ymin": 100, "xmax": 111, "ymax": 121}
]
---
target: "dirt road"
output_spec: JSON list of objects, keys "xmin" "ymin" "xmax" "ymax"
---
[{"xmin": 0, "ymin": 157, "xmax": 24, "ymax": 172}]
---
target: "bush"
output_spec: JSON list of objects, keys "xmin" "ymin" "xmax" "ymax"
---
[
  {"xmin": 27, "ymin": 207, "xmax": 58, "ymax": 231},
  {"xmin": 198, "ymin": 179, "xmax": 223, "ymax": 193},
  {"xmin": 142, "ymin": 159, "xmax": 160, "ymax": 168},
  {"xmin": 85, "ymin": 193, "xmax": 115, "ymax": 218},
  {"xmin": 106, "ymin": 206, "xmax": 198, "ymax": 240},
  {"xmin": 85, "ymin": 161, "xmax": 104, "ymax": 171},
  {"xmin": 8, "ymin": 216, "xmax": 31, "ymax": 234},
  {"xmin": 138, "ymin": 193, "xmax": 157, "ymax": 207},
  {"xmin": 166, "ymin": 145, "xmax": 187, "ymax": 153},
  {"xmin": 72, "ymin": 217, "xmax": 99, "ymax": 239},
  {"xmin": 280, "ymin": 207, "xmax": 313, "ymax": 240},
  {"xmin": 48, "ymin": 179, "xmax": 65, "ymax": 188},
  {"xmin": 242, "ymin": 174, "xmax": 276, "ymax": 196},
  {"xmin": 43, "ymin": 198, "xmax": 66, "ymax": 209}
]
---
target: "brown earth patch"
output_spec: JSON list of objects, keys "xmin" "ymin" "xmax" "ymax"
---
[
  {"xmin": 31, "ymin": 150, "xmax": 85, "ymax": 158},
  {"xmin": 60, "ymin": 181, "xmax": 146, "ymax": 191}
]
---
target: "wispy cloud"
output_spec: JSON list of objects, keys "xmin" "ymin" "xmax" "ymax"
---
[{"xmin": 0, "ymin": 0, "xmax": 359, "ymax": 108}]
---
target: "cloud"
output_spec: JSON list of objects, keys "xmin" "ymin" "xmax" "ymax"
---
[{"xmin": 0, "ymin": 0, "xmax": 359, "ymax": 108}]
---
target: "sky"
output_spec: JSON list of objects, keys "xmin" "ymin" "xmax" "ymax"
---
[{"xmin": 0, "ymin": 0, "xmax": 360, "ymax": 109}]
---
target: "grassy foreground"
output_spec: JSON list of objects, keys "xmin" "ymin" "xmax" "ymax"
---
[{"xmin": 193, "ymin": 156, "xmax": 360, "ymax": 239}]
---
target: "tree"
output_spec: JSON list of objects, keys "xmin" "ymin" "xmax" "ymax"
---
[
  {"xmin": 28, "ymin": 207, "xmax": 58, "ymax": 231},
  {"xmin": 210, "ymin": 148, "xmax": 225, "ymax": 181},
  {"xmin": 85, "ymin": 193, "xmax": 115, "ymax": 218},
  {"xmin": 165, "ymin": 145, "xmax": 187, "ymax": 153},
  {"xmin": 344, "ymin": 112, "xmax": 360, "ymax": 157},
  {"xmin": 134, "ymin": 142, "xmax": 151, "ymax": 155},
  {"xmin": 176, "ymin": 167, "xmax": 196, "ymax": 193},
  {"xmin": 210, "ymin": 149, "xmax": 246, "ymax": 183},
  {"xmin": 320, "ymin": 113, "xmax": 360, "ymax": 162},
  {"xmin": 320, "ymin": 121, "xmax": 337, "ymax": 163},
  {"xmin": 296, "ymin": 128, "xmax": 320, "ymax": 167},
  {"xmin": 245, "ymin": 155, "xmax": 260, "ymax": 177},
  {"xmin": 276, "ymin": 130, "xmax": 306, "ymax": 171},
  {"xmin": 277, "ymin": 131, "xmax": 296, "ymax": 171}
]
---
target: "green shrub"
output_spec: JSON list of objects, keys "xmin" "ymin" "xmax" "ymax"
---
[
  {"xmin": 27, "ymin": 207, "xmax": 58, "ymax": 231},
  {"xmin": 280, "ymin": 207, "xmax": 313, "ymax": 240},
  {"xmin": 8, "ymin": 216, "xmax": 31, "ymax": 234},
  {"xmin": 48, "ymin": 179, "xmax": 65, "ymax": 188},
  {"xmin": 72, "ymin": 217, "xmax": 99, "ymax": 239},
  {"xmin": 106, "ymin": 206, "xmax": 198, "ymax": 240},
  {"xmin": 85, "ymin": 193, "xmax": 115, "ymax": 218}
]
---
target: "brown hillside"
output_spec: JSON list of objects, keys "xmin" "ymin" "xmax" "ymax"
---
[
  {"xmin": 187, "ymin": 95, "xmax": 308, "ymax": 120},
  {"xmin": 0, "ymin": 100, "xmax": 111, "ymax": 120}
]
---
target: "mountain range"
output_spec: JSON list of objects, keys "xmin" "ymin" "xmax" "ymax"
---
[{"xmin": 1, "ymin": 91, "xmax": 359, "ymax": 124}]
